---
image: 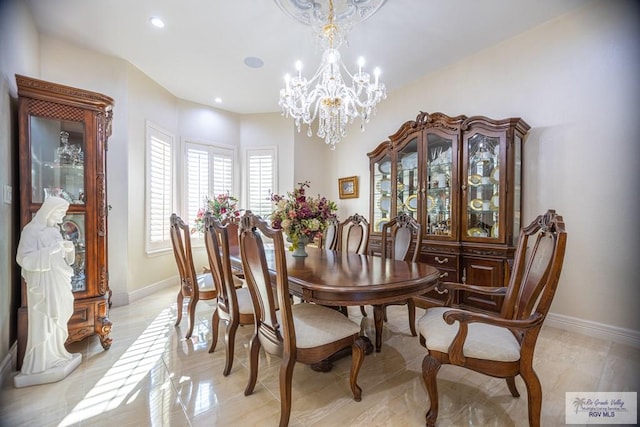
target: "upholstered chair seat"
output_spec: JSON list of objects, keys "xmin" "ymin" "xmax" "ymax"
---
[
  {"xmin": 232, "ymin": 275, "xmax": 243, "ymax": 288},
  {"xmin": 276, "ymin": 303, "xmax": 361, "ymax": 349},
  {"xmin": 196, "ymin": 273, "xmax": 215, "ymax": 291},
  {"xmin": 418, "ymin": 307, "xmax": 521, "ymax": 362},
  {"xmin": 235, "ymin": 286, "xmax": 254, "ymax": 315}
]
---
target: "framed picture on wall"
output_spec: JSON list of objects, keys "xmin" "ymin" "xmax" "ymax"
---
[{"xmin": 338, "ymin": 176, "xmax": 359, "ymax": 199}]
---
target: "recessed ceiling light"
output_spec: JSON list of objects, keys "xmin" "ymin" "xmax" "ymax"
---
[
  {"xmin": 244, "ymin": 56, "xmax": 264, "ymax": 69},
  {"xmin": 214, "ymin": 97, "xmax": 222, "ymax": 104},
  {"xmin": 150, "ymin": 17, "xmax": 165, "ymax": 28}
]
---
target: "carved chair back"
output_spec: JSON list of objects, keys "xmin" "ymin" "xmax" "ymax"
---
[
  {"xmin": 338, "ymin": 213, "xmax": 369, "ymax": 254},
  {"xmin": 381, "ymin": 212, "xmax": 422, "ymax": 262}
]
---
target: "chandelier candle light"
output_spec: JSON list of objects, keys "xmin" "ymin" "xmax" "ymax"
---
[{"xmin": 277, "ymin": 0, "xmax": 387, "ymax": 150}]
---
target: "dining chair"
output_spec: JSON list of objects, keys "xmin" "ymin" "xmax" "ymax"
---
[
  {"xmin": 378, "ymin": 212, "xmax": 422, "ymax": 336},
  {"xmin": 169, "ymin": 213, "xmax": 216, "ymax": 339},
  {"xmin": 203, "ymin": 213, "xmax": 254, "ymax": 376},
  {"xmin": 417, "ymin": 210, "xmax": 567, "ymax": 427},
  {"xmin": 239, "ymin": 211, "xmax": 366, "ymax": 427},
  {"xmin": 337, "ymin": 213, "xmax": 369, "ymax": 254},
  {"xmin": 222, "ymin": 220, "xmax": 247, "ymax": 283},
  {"xmin": 335, "ymin": 213, "xmax": 370, "ymax": 316},
  {"xmin": 320, "ymin": 216, "xmax": 339, "ymax": 250}
]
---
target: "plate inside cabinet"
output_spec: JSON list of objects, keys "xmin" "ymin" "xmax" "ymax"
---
[
  {"xmin": 406, "ymin": 195, "xmax": 419, "ymax": 212},
  {"xmin": 375, "ymin": 219, "xmax": 388, "ymax": 232},
  {"xmin": 62, "ymin": 220, "xmax": 81, "ymax": 242},
  {"xmin": 490, "ymin": 194, "xmax": 499, "ymax": 210},
  {"xmin": 380, "ymin": 179, "xmax": 391, "ymax": 193},
  {"xmin": 378, "ymin": 161, "xmax": 391, "ymax": 174},
  {"xmin": 491, "ymin": 223, "xmax": 499, "ymax": 238},
  {"xmin": 468, "ymin": 174, "xmax": 482, "ymax": 186},
  {"xmin": 426, "ymin": 195, "xmax": 437, "ymax": 212},
  {"xmin": 469, "ymin": 199, "xmax": 483, "ymax": 211},
  {"xmin": 490, "ymin": 167, "xmax": 499, "ymax": 183},
  {"xmin": 468, "ymin": 227, "xmax": 488, "ymax": 237},
  {"xmin": 379, "ymin": 196, "xmax": 391, "ymax": 212},
  {"xmin": 400, "ymin": 152, "xmax": 418, "ymax": 170}
]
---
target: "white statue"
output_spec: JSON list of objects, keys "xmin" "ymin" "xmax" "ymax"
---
[{"xmin": 14, "ymin": 196, "xmax": 81, "ymax": 388}]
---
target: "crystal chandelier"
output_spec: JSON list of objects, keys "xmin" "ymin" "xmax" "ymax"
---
[{"xmin": 276, "ymin": 0, "xmax": 387, "ymax": 149}]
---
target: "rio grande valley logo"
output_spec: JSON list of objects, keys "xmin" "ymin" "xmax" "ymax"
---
[{"xmin": 566, "ymin": 392, "xmax": 637, "ymax": 424}]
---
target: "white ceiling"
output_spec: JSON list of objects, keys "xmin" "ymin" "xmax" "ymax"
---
[{"xmin": 25, "ymin": 0, "xmax": 588, "ymax": 115}]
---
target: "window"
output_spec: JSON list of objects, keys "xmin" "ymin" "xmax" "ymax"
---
[
  {"xmin": 245, "ymin": 147, "xmax": 277, "ymax": 218},
  {"xmin": 184, "ymin": 142, "xmax": 235, "ymax": 228},
  {"xmin": 145, "ymin": 122, "xmax": 175, "ymax": 253}
]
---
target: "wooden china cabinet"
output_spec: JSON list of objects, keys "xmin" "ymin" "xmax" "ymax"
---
[
  {"xmin": 368, "ymin": 111, "xmax": 530, "ymax": 313},
  {"xmin": 16, "ymin": 75, "xmax": 114, "ymax": 369}
]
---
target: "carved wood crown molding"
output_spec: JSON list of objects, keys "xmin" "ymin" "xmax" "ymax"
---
[
  {"xmin": 16, "ymin": 74, "xmax": 114, "ymax": 113},
  {"xmin": 388, "ymin": 111, "xmax": 467, "ymax": 146},
  {"xmin": 461, "ymin": 115, "xmax": 531, "ymax": 134}
]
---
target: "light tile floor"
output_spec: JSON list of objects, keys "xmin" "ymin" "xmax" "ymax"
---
[{"xmin": 1, "ymin": 286, "xmax": 638, "ymax": 426}]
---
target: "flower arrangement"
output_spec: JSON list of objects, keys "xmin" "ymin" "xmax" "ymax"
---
[
  {"xmin": 270, "ymin": 181, "xmax": 338, "ymax": 251},
  {"xmin": 192, "ymin": 192, "xmax": 243, "ymax": 233}
]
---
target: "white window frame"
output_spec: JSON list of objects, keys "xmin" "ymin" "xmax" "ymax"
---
[
  {"xmin": 182, "ymin": 140, "xmax": 237, "ymax": 232},
  {"xmin": 145, "ymin": 121, "xmax": 176, "ymax": 254},
  {"xmin": 244, "ymin": 146, "xmax": 278, "ymax": 219}
]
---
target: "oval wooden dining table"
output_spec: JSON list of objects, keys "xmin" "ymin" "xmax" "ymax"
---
[{"xmin": 230, "ymin": 245, "xmax": 441, "ymax": 353}]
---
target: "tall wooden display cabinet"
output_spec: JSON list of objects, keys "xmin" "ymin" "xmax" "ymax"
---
[
  {"xmin": 16, "ymin": 75, "xmax": 114, "ymax": 369},
  {"xmin": 368, "ymin": 111, "xmax": 530, "ymax": 313}
]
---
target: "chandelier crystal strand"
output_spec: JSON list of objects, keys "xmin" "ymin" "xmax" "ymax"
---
[{"xmin": 278, "ymin": 0, "xmax": 386, "ymax": 149}]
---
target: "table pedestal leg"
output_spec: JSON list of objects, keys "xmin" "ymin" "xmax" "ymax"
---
[
  {"xmin": 310, "ymin": 336, "xmax": 374, "ymax": 372},
  {"xmin": 373, "ymin": 305, "xmax": 384, "ymax": 352}
]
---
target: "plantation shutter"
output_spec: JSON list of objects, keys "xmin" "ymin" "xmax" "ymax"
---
[
  {"xmin": 211, "ymin": 150, "xmax": 233, "ymax": 196},
  {"xmin": 184, "ymin": 142, "xmax": 236, "ymax": 229},
  {"xmin": 147, "ymin": 124, "xmax": 174, "ymax": 252},
  {"xmin": 185, "ymin": 144, "xmax": 209, "ymax": 228},
  {"xmin": 247, "ymin": 148, "xmax": 276, "ymax": 218}
]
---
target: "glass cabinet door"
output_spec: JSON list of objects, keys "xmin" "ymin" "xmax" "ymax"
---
[
  {"xmin": 397, "ymin": 137, "xmax": 419, "ymax": 220},
  {"xmin": 464, "ymin": 133, "xmax": 501, "ymax": 240},
  {"xmin": 61, "ymin": 213, "xmax": 87, "ymax": 292},
  {"xmin": 30, "ymin": 116, "xmax": 86, "ymax": 205},
  {"xmin": 425, "ymin": 133, "xmax": 454, "ymax": 237},
  {"xmin": 372, "ymin": 153, "xmax": 392, "ymax": 233},
  {"xmin": 30, "ymin": 115, "xmax": 87, "ymax": 293}
]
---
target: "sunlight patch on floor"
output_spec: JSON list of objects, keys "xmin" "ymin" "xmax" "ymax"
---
[{"xmin": 58, "ymin": 308, "xmax": 172, "ymax": 426}]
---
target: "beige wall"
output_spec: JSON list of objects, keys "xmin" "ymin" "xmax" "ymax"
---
[
  {"xmin": 0, "ymin": 0, "xmax": 40, "ymax": 372},
  {"xmin": 1, "ymin": 0, "xmax": 638, "ymax": 372}
]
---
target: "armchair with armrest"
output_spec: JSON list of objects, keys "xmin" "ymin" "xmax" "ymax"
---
[{"xmin": 417, "ymin": 209, "xmax": 567, "ymax": 427}]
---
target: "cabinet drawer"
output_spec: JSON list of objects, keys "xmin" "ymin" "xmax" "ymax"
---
[
  {"xmin": 421, "ymin": 253, "xmax": 459, "ymax": 270},
  {"xmin": 69, "ymin": 303, "xmax": 95, "ymax": 328},
  {"xmin": 460, "ymin": 257, "xmax": 505, "ymax": 313}
]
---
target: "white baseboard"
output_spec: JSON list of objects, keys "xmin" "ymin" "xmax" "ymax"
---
[
  {"xmin": 0, "ymin": 342, "xmax": 17, "ymax": 387},
  {"xmin": 128, "ymin": 276, "xmax": 177, "ymax": 303},
  {"xmin": 546, "ymin": 312, "xmax": 640, "ymax": 349}
]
